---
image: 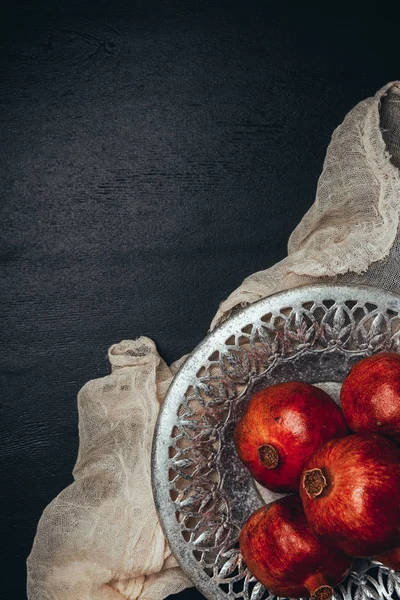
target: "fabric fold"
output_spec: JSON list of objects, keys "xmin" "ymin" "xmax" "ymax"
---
[
  {"xmin": 27, "ymin": 338, "xmax": 191, "ymax": 600},
  {"xmin": 28, "ymin": 81, "xmax": 400, "ymax": 600},
  {"xmin": 211, "ymin": 81, "xmax": 400, "ymax": 329}
]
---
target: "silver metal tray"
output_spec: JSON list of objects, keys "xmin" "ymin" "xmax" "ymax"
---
[{"xmin": 152, "ymin": 285, "xmax": 400, "ymax": 600}]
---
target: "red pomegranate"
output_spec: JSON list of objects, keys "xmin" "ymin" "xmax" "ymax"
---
[
  {"xmin": 234, "ymin": 382, "xmax": 349, "ymax": 493},
  {"xmin": 375, "ymin": 545, "xmax": 400, "ymax": 570},
  {"xmin": 340, "ymin": 352, "xmax": 400, "ymax": 443},
  {"xmin": 300, "ymin": 433, "xmax": 400, "ymax": 557},
  {"xmin": 240, "ymin": 494, "xmax": 353, "ymax": 599}
]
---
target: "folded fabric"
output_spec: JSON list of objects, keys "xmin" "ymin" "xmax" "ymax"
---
[{"xmin": 27, "ymin": 81, "xmax": 400, "ymax": 600}]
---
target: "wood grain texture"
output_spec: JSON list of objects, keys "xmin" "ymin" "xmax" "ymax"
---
[{"xmin": 0, "ymin": 2, "xmax": 399, "ymax": 599}]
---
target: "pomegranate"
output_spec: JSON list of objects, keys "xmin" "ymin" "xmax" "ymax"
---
[
  {"xmin": 240, "ymin": 494, "xmax": 353, "ymax": 599},
  {"xmin": 300, "ymin": 433, "xmax": 400, "ymax": 557},
  {"xmin": 234, "ymin": 381, "xmax": 348, "ymax": 492},
  {"xmin": 340, "ymin": 352, "xmax": 400, "ymax": 443},
  {"xmin": 375, "ymin": 545, "xmax": 400, "ymax": 570}
]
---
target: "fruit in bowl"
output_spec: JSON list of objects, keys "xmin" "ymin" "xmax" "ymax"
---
[
  {"xmin": 300, "ymin": 433, "xmax": 400, "ymax": 557},
  {"xmin": 340, "ymin": 352, "xmax": 400, "ymax": 443},
  {"xmin": 234, "ymin": 381, "xmax": 349, "ymax": 493},
  {"xmin": 237, "ymin": 359, "xmax": 400, "ymax": 599},
  {"xmin": 240, "ymin": 494, "xmax": 353, "ymax": 600}
]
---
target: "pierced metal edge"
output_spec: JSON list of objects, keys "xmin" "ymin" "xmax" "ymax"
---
[{"xmin": 152, "ymin": 284, "xmax": 400, "ymax": 600}]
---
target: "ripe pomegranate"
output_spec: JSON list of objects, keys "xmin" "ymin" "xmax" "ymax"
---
[
  {"xmin": 240, "ymin": 494, "xmax": 353, "ymax": 599},
  {"xmin": 300, "ymin": 433, "xmax": 400, "ymax": 557},
  {"xmin": 234, "ymin": 381, "xmax": 348, "ymax": 493},
  {"xmin": 340, "ymin": 352, "xmax": 400, "ymax": 443},
  {"xmin": 375, "ymin": 545, "xmax": 400, "ymax": 570}
]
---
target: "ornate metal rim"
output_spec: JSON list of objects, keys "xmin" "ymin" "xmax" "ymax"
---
[{"xmin": 152, "ymin": 284, "xmax": 400, "ymax": 600}]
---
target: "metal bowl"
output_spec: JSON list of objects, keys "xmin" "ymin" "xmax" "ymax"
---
[{"xmin": 152, "ymin": 284, "xmax": 400, "ymax": 600}]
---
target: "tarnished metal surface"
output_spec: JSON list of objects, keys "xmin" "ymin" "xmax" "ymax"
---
[{"xmin": 152, "ymin": 284, "xmax": 400, "ymax": 600}]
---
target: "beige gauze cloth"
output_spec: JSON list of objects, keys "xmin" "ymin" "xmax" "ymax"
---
[{"xmin": 27, "ymin": 81, "xmax": 400, "ymax": 600}]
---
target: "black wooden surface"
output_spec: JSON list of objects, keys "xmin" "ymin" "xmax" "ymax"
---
[{"xmin": 1, "ymin": 2, "xmax": 399, "ymax": 599}]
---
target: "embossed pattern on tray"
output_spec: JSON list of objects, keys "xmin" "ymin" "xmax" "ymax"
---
[{"xmin": 152, "ymin": 285, "xmax": 400, "ymax": 600}]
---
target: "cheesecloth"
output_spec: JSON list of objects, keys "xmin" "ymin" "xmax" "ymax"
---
[{"xmin": 27, "ymin": 81, "xmax": 400, "ymax": 600}]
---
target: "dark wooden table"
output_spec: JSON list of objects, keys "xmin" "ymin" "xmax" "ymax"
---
[{"xmin": 1, "ymin": 2, "xmax": 398, "ymax": 599}]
